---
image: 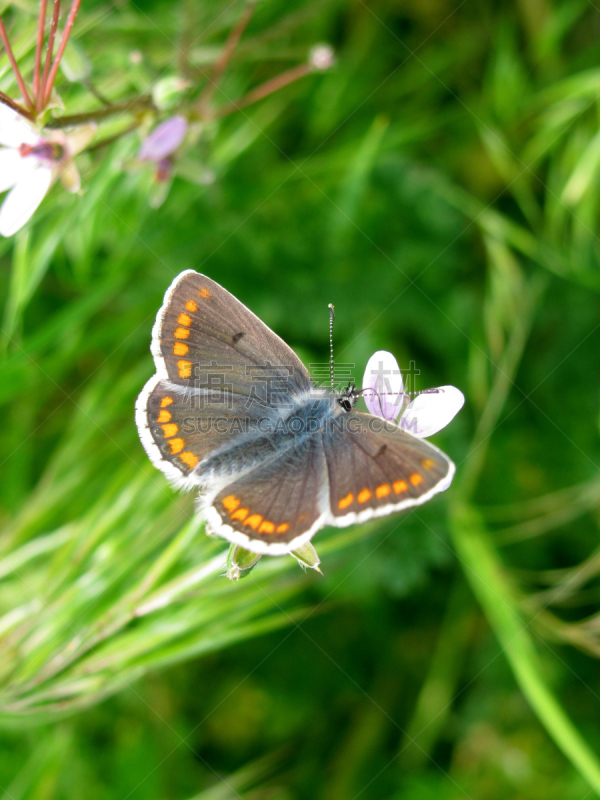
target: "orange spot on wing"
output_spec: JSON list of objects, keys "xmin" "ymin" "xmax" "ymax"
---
[
  {"xmin": 338, "ymin": 492, "xmax": 354, "ymax": 510},
  {"xmin": 422, "ymin": 458, "xmax": 435, "ymax": 470},
  {"xmin": 178, "ymin": 360, "xmax": 192, "ymax": 378},
  {"xmin": 244, "ymin": 514, "xmax": 262, "ymax": 530},
  {"xmin": 169, "ymin": 438, "xmax": 185, "ymax": 454},
  {"xmin": 375, "ymin": 484, "xmax": 391, "ymax": 499},
  {"xmin": 174, "ymin": 342, "xmax": 189, "ymax": 356},
  {"xmin": 198, "ymin": 287, "xmax": 211, "ymax": 299},
  {"xmin": 179, "ymin": 451, "xmax": 199, "ymax": 469},
  {"xmin": 160, "ymin": 396, "xmax": 173, "ymax": 408},
  {"xmin": 231, "ymin": 507, "xmax": 249, "ymax": 522},
  {"xmin": 174, "ymin": 327, "xmax": 190, "ymax": 340},
  {"xmin": 161, "ymin": 423, "xmax": 178, "ymax": 438},
  {"xmin": 393, "ymin": 480, "xmax": 408, "ymax": 493},
  {"xmin": 410, "ymin": 473, "xmax": 423, "ymax": 486},
  {"xmin": 222, "ymin": 495, "xmax": 240, "ymax": 512},
  {"xmin": 276, "ymin": 523, "xmax": 289, "ymax": 534},
  {"xmin": 185, "ymin": 300, "xmax": 198, "ymax": 312},
  {"xmin": 157, "ymin": 409, "xmax": 172, "ymax": 423},
  {"xmin": 178, "ymin": 313, "xmax": 192, "ymax": 327},
  {"xmin": 258, "ymin": 521, "xmax": 275, "ymax": 534},
  {"xmin": 357, "ymin": 488, "xmax": 372, "ymax": 504}
]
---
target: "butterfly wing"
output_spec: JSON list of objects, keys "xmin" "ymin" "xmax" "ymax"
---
[
  {"xmin": 150, "ymin": 270, "xmax": 311, "ymax": 401},
  {"xmin": 323, "ymin": 411, "xmax": 454, "ymax": 524},
  {"xmin": 205, "ymin": 436, "xmax": 328, "ymax": 555},
  {"xmin": 137, "ymin": 271, "xmax": 313, "ymax": 486},
  {"xmin": 136, "ymin": 374, "xmax": 278, "ymax": 488}
]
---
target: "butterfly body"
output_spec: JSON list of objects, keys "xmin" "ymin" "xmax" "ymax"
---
[
  {"xmin": 196, "ymin": 390, "xmax": 336, "ymax": 481},
  {"xmin": 136, "ymin": 271, "xmax": 455, "ymax": 555}
]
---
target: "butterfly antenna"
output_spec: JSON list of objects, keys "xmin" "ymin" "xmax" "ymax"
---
[{"xmin": 328, "ymin": 303, "xmax": 335, "ymax": 393}]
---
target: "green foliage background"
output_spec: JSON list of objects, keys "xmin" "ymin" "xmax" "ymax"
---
[{"xmin": 2, "ymin": 0, "xmax": 600, "ymax": 797}]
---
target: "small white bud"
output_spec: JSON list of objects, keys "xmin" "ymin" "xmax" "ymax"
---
[{"xmin": 309, "ymin": 44, "xmax": 335, "ymax": 71}]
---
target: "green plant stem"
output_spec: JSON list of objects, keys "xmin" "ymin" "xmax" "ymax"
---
[
  {"xmin": 457, "ymin": 275, "xmax": 545, "ymax": 501},
  {"xmin": 44, "ymin": 95, "xmax": 154, "ymax": 128},
  {"xmin": 0, "ymin": 93, "xmax": 35, "ymax": 121},
  {"xmin": 450, "ymin": 504, "xmax": 600, "ymax": 795}
]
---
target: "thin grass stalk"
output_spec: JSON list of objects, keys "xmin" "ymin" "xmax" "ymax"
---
[
  {"xmin": 212, "ymin": 62, "xmax": 315, "ymax": 119},
  {"xmin": 456, "ymin": 275, "xmax": 545, "ymax": 501},
  {"xmin": 39, "ymin": 0, "xmax": 61, "ymax": 110},
  {"xmin": 197, "ymin": 0, "xmax": 255, "ymax": 114},
  {"xmin": 33, "ymin": 0, "xmax": 48, "ymax": 104},
  {"xmin": 0, "ymin": 17, "xmax": 33, "ymax": 109},
  {"xmin": 42, "ymin": 0, "xmax": 80, "ymax": 107}
]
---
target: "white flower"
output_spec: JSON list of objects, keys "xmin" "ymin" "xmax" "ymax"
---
[
  {"xmin": 363, "ymin": 350, "xmax": 464, "ymax": 438},
  {"xmin": 0, "ymin": 103, "xmax": 93, "ymax": 237}
]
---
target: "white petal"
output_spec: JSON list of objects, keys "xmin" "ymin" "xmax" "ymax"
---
[
  {"xmin": 0, "ymin": 103, "xmax": 38, "ymax": 147},
  {"xmin": 0, "ymin": 166, "xmax": 52, "ymax": 237},
  {"xmin": 0, "ymin": 148, "xmax": 37, "ymax": 192},
  {"xmin": 362, "ymin": 350, "xmax": 404, "ymax": 421},
  {"xmin": 399, "ymin": 385, "xmax": 464, "ymax": 438}
]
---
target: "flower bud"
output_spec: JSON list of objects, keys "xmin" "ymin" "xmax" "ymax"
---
[
  {"xmin": 226, "ymin": 544, "xmax": 262, "ymax": 581},
  {"xmin": 138, "ymin": 116, "xmax": 188, "ymax": 162},
  {"xmin": 309, "ymin": 44, "xmax": 335, "ymax": 71},
  {"xmin": 290, "ymin": 542, "xmax": 322, "ymax": 573},
  {"xmin": 152, "ymin": 76, "xmax": 190, "ymax": 110}
]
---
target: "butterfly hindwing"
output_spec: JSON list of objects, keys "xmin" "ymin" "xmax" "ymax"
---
[
  {"xmin": 136, "ymin": 375, "xmax": 276, "ymax": 487},
  {"xmin": 206, "ymin": 436, "xmax": 328, "ymax": 554},
  {"xmin": 323, "ymin": 411, "xmax": 453, "ymax": 523},
  {"xmin": 152, "ymin": 271, "xmax": 311, "ymax": 406}
]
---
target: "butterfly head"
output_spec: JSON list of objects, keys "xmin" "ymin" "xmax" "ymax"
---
[{"xmin": 337, "ymin": 383, "xmax": 357, "ymax": 413}]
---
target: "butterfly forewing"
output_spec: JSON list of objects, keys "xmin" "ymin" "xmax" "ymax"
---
[
  {"xmin": 323, "ymin": 411, "xmax": 453, "ymax": 522},
  {"xmin": 152, "ymin": 271, "xmax": 311, "ymax": 406}
]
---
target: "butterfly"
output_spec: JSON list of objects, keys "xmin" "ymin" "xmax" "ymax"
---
[{"xmin": 136, "ymin": 271, "xmax": 455, "ymax": 555}]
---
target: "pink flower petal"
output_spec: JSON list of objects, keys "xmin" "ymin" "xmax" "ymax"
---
[
  {"xmin": 138, "ymin": 116, "xmax": 188, "ymax": 162},
  {"xmin": 0, "ymin": 165, "xmax": 52, "ymax": 237},
  {"xmin": 362, "ymin": 350, "xmax": 404, "ymax": 421},
  {"xmin": 399, "ymin": 385, "xmax": 464, "ymax": 438}
]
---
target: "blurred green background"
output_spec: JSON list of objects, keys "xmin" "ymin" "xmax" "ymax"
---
[{"xmin": 2, "ymin": 0, "xmax": 600, "ymax": 797}]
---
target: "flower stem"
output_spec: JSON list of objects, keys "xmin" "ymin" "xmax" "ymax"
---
[
  {"xmin": 0, "ymin": 17, "xmax": 34, "ymax": 109},
  {"xmin": 0, "ymin": 92, "xmax": 35, "ymax": 121},
  {"xmin": 39, "ymin": 0, "xmax": 61, "ymax": 110},
  {"xmin": 84, "ymin": 122, "xmax": 140, "ymax": 153},
  {"xmin": 33, "ymin": 0, "xmax": 48, "ymax": 103},
  {"xmin": 43, "ymin": 94, "xmax": 153, "ymax": 128},
  {"xmin": 197, "ymin": 1, "xmax": 255, "ymax": 114},
  {"xmin": 211, "ymin": 62, "xmax": 314, "ymax": 119},
  {"xmin": 43, "ymin": 0, "xmax": 81, "ymax": 107}
]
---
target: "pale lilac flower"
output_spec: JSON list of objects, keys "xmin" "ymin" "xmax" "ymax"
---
[
  {"xmin": 363, "ymin": 350, "xmax": 464, "ymax": 438},
  {"xmin": 138, "ymin": 115, "xmax": 188, "ymax": 179},
  {"xmin": 363, "ymin": 350, "xmax": 405, "ymax": 421},
  {"xmin": 0, "ymin": 103, "xmax": 92, "ymax": 237}
]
